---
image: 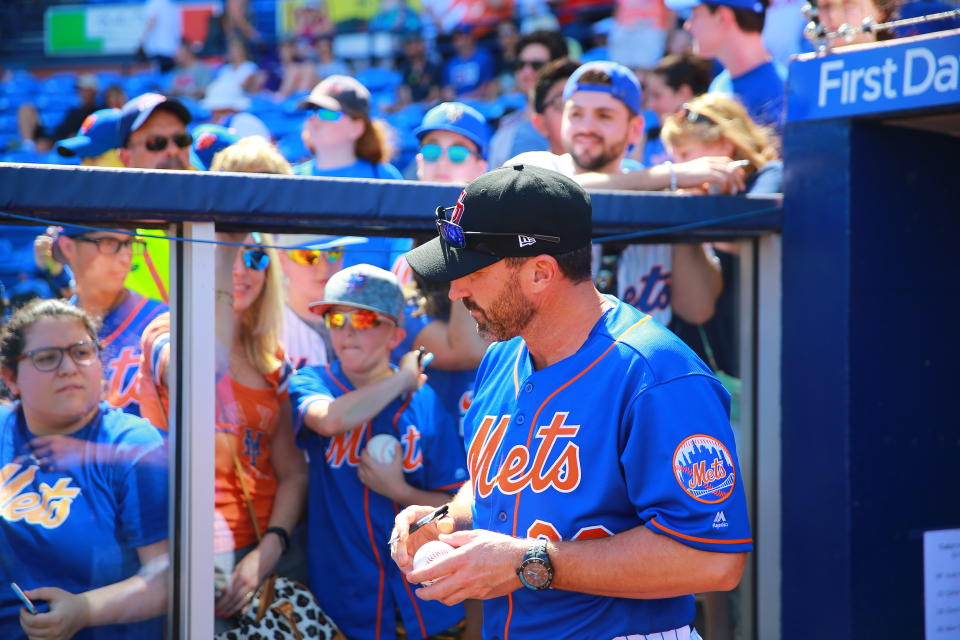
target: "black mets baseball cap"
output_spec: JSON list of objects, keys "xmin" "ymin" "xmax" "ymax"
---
[{"xmin": 405, "ymin": 164, "xmax": 592, "ymax": 282}]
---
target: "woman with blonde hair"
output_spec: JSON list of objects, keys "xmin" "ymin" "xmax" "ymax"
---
[
  {"xmin": 661, "ymin": 92, "xmax": 783, "ymax": 195},
  {"xmin": 135, "ymin": 140, "xmax": 309, "ymax": 634}
]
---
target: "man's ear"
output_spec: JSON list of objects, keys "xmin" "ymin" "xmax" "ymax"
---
[
  {"xmin": 628, "ymin": 113, "xmax": 645, "ymax": 146},
  {"xmin": 58, "ymin": 236, "xmax": 77, "ymax": 265},
  {"xmin": 530, "ymin": 112, "xmax": 549, "ymax": 138},
  {"xmin": 118, "ymin": 147, "xmax": 132, "ymax": 168},
  {"xmin": 524, "ymin": 255, "xmax": 562, "ymax": 293}
]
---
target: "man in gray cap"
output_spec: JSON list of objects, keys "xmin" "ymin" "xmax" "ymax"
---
[{"xmin": 390, "ymin": 165, "xmax": 751, "ymax": 640}]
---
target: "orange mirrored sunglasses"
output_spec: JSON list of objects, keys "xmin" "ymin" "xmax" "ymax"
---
[
  {"xmin": 324, "ymin": 309, "xmax": 392, "ymax": 331},
  {"xmin": 289, "ymin": 247, "xmax": 345, "ymax": 266}
]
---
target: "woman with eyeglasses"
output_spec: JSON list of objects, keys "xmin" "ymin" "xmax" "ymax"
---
[
  {"xmin": 294, "ymin": 76, "xmax": 410, "ymax": 271},
  {"xmin": 49, "ymin": 228, "xmax": 168, "ymax": 418},
  {"xmin": 135, "ymin": 233, "xmax": 308, "ymax": 633},
  {"xmin": 288, "ymin": 264, "xmax": 469, "ymax": 640},
  {"xmin": 0, "ymin": 299, "xmax": 168, "ymax": 640}
]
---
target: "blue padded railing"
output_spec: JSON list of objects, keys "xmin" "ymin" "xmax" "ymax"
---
[{"xmin": 0, "ymin": 163, "xmax": 782, "ymax": 240}]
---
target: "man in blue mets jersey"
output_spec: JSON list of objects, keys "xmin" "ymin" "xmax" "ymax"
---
[{"xmin": 390, "ymin": 165, "xmax": 752, "ymax": 640}]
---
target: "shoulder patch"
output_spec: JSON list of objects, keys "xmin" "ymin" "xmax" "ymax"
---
[{"xmin": 673, "ymin": 434, "xmax": 736, "ymax": 504}]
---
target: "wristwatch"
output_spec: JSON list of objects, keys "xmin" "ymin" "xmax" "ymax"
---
[{"xmin": 516, "ymin": 539, "xmax": 553, "ymax": 590}]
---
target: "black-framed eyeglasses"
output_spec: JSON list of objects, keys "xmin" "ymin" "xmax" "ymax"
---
[
  {"xmin": 75, "ymin": 235, "xmax": 147, "ymax": 255},
  {"xmin": 14, "ymin": 340, "xmax": 101, "ymax": 372},
  {"xmin": 141, "ymin": 132, "xmax": 193, "ymax": 152},
  {"xmin": 435, "ymin": 206, "xmax": 560, "ymax": 256}
]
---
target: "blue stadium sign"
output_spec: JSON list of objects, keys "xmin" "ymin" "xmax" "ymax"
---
[{"xmin": 787, "ymin": 30, "xmax": 960, "ymax": 121}]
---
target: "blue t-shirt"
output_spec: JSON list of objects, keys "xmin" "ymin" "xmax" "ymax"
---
[
  {"xmin": 709, "ymin": 61, "xmax": 787, "ymax": 133},
  {"xmin": 0, "ymin": 403, "xmax": 168, "ymax": 639},
  {"xmin": 293, "ymin": 159, "xmax": 412, "ymax": 270},
  {"xmin": 390, "ymin": 302, "xmax": 478, "ymax": 439},
  {"xmin": 465, "ymin": 298, "xmax": 752, "ymax": 639},
  {"xmin": 442, "ymin": 47, "xmax": 495, "ymax": 97},
  {"xmin": 288, "ymin": 361, "xmax": 469, "ymax": 640}
]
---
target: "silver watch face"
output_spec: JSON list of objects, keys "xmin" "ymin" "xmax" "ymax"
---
[{"xmin": 522, "ymin": 561, "xmax": 550, "ymax": 587}]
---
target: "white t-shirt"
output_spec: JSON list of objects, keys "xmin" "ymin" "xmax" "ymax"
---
[
  {"xmin": 504, "ymin": 150, "xmax": 674, "ymax": 327},
  {"xmin": 215, "ymin": 61, "xmax": 259, "ymax": 92},
  {"xmin": 143, "ymin": 0, "xmax": 182, "ymax": 58},
  {"xmin": 282, "ymin": 305, "xmax": 330, "ymax": 371}
]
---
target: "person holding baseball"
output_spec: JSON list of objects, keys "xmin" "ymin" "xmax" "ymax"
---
[
  {"xmin": 288, "ymin": 264, "xmax": 470, "ymax": 640},
  {"xmin": 390, "ymin": 165, "xmax": 752, "ymax": 640}
]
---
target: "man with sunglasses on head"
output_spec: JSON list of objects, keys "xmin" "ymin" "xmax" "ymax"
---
[
  {"xmin": 288, "ymin": 264, "xmax": 469, "ymax": 640},
  {"xmin": 117, "ymin": 92, "xmax": 193, "ymax": 171},
  {"xmin": 53, "ymin": 228, "xmax": 168, "ymax": 417},
  {"xmin": 390, "ymin": 165, "xmax": 751, "ymax": 640}
]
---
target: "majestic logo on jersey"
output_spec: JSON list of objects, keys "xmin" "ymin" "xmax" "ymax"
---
[
  {"xmin": 0, "ymin": 463, "xmax": 81, "ymax": 529},
  {"xmin": 712, "ymin": 511, "xmax": 729, "ymax": 529},
  {"xmin": 622, "ymin": 264, "xmax": 671, "ymax": 313},
  {"xmin": 326, "ymin": 425, "xmax": 423, "ymax": 472},
  {"xmin": 518, "ymin": 235, "xmax": 536, "ymax": 247},
  {"xmin": 673, "ymin": 435, "xmax": 736, "ymax": 504},
  {"xmin": 468, "ymin": 411, "xmax": 581, "ymax": 498},
  {"xmin": 450, "ymin": 189, "xmax": 467, "ymax": 225}
]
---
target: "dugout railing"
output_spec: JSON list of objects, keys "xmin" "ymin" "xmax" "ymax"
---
[{"xmin": 0, "ymin": 162, "xmax": 783, "ymax": 639}]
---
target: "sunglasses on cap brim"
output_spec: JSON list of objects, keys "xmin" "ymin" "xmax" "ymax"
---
[{"xmin": 434, "ymin": 206, "xmax": 560, "ymax": 256}]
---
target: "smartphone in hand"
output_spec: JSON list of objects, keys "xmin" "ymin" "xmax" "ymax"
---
[{"xmin": 10, "ymin": 582, "xmax": 37, "ymax": 615}]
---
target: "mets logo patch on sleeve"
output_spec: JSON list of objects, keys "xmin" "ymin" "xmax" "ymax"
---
[{"xmin": 673, "ymin": 435, "xmax": 736, "ymax": 504}]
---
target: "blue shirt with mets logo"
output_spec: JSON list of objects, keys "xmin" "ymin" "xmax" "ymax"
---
[
  {"xmin": 0, "ymin": 402, "xmax": 168, "ymax": 639},
  {"xmin": 464, "ymin": 297, "xmax": 752, "ymax": 639},
  {"xmin": 289, "ymin": 360, "xmax": 469, "ymax": 640}
]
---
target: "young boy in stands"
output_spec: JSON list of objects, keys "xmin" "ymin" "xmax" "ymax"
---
[{"xmin": 289, "ymin": 264, "xmax": 469, "ymax": 640}]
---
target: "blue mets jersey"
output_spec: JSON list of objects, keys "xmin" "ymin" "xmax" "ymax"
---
[
  {"xmin": 390, "ymin": 302, "xmax": 477, "ymax": 439},
  {"xmin": 0, "ymin": 402, "xmax": 168, "ymax": 639},
  {"xmin": 72, "ymin": 290, "xmax": 168, "ymax": 418},
  {"xmin": 464, "ymin": 297, "xmax": 752, "ymax": 639},
  {"xmin": 289, "ymin": 361, "xmax": 469, "ymax": 640}
]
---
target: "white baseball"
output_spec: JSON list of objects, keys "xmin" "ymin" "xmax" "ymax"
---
[
  {"xmin": 412, "ymin": 540, "xmax": 454, "ymax": 585},
  {"xmin": 366, "ymin": 433, "xmax": 400, "ymax": 464}
]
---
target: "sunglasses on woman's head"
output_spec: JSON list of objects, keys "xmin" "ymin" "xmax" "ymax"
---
[
  {"xmin": 676, "ymin": 104, "xmax": 715, "ymax": 126},
  {"xmin": 309, "ymin": 107, "xmax": 343, "ymax": 122},
  {"xmin": 419, "ymin": 144, "xmax": 475, "ymax": 164},
  {"xmin": 142, "ymin": 132, "xmax": 193, "ymax": 152},
  {"xmin": 289, "ymin": 247, "xmax": 344, "ymax": 266},
  {"xmin": 243, "ymin": 249, "xmax": 270, "ymax": 270},
  {"xmin": 324, "ymin": 309, "xmax": 392, "ymax": 331}
]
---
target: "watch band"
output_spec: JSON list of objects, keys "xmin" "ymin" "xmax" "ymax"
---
[{"xmin": 264, "ymin": 526, "xmax": 290, "ymax": 553}]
